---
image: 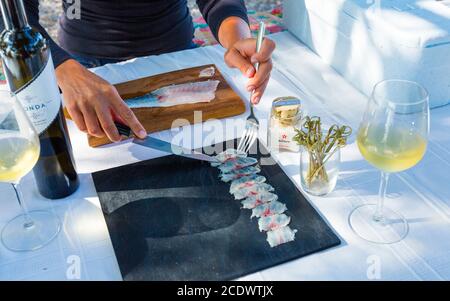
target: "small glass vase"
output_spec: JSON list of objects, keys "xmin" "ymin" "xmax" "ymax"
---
[{"xmin": 300, "ymin": 146, "xmax": 340, "ymax": 196}]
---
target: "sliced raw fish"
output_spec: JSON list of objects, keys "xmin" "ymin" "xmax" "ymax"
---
[
  {"xmin": 217, "ymin": 156, "xmax": 258, "ymax": 174},
  {"xmin": 266, "ymin": 226, "xmax": 297, "ymax": 248},
  {"xmin": 230, "ymin": 175, "xmax": 266, "ymax": 194},
  {"xmin": 127, "ymin": 80, "xmax": 220, "ymax": 108},
  {"xmin": 212, "ymin": 149, "xmax": 247, "ymax": 167},
  {"xmin": 199, "ymin": 66, "xmax": 216, "ymax": 78},
  {"xmin": 219, "ymin": 166, "xmax": 261, "ymax": 182},
  {"xmin": 258, "ymin": 214, "xmax": 291, "ymax": 232},
  {"xmin": 251, "ymin": 201, "xmax": 287, "ymax": 219},
  {"xmin": 233, "ymin": 183, "xmax": 274, "ymax": 200},
  {"xmin": 241, "ymin": 192, "xmax": 278, "ymax": 209}
]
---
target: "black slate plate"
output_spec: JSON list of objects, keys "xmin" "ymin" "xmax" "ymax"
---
[{"xmin": 92, "ymin": 140, "xmax": 341, "ymax": 280}]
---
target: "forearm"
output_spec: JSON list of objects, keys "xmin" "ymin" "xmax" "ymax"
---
[
  {"xmin": 196, "ymin": 0, "xmax": 249, "ymax": 44},
  {"xmin": 55, "ymin": 59, "xmax": 80, "ymax": 87},
  {"xmin": 218, "ymin": 16, "xmax": 251, "ymax": 49}
]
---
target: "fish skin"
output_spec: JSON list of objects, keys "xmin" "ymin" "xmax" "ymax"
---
[
  {"xmin": 212, "ymin": 149, "xmax": 247, "ymax": 167},
  {"xmin": 233, "ymin": 183, "xmax": 275, "ymax": 200},
  {"xmin": 251, "ymin": 200, "xmax": 287, "ymax": 219},
  {"xmin": 219, "ymin": 166, "xmax": 261, "ymax": 182},
  {"xmin": 126, "ymin": 94, "xmax": 159, "ymax": 108},
  {"xmin": 258, "ymin": 214, "xmax": 291, "ymax": 232},
  {"xmin": 218, "ymin": 157, "xmax": 258, "ymax": 174},
  {"xmin": 230, "ymin": 175, "xmax": 266, "ymax": 194},
  {"xmin": 241, "ymin": 192, "xmax": 278, "ymax": 209}
]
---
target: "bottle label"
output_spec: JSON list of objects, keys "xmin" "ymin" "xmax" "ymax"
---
[{"xmin": 15, "ymin": 56, "xmax": 61, "ymax": 135}]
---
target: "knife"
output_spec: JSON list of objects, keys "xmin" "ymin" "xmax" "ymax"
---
[{"xmin": 133, "ymin": 136, "xmax": 219, "ymax": 163}]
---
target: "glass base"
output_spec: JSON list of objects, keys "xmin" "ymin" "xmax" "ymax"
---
[
  {"xmin": 348, "ymin": 204, "xmax": 409, "ymax": 244},
  {"xmin": 1, "ymin": 210, "xmax": 61, "ymax": 252}
]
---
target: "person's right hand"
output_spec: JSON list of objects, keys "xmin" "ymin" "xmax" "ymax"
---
[{"xmin": 55, "ymin": 59, "xmax": 147, "ymax": 142}]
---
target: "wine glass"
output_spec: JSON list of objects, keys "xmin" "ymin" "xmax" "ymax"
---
[
  {"xmin": 0, "ymin": 90, "xmax": 61, "ymax": 251},
  {"xmin": 349, "ymin": 80, "xmax": 429, "ymax": 244}
]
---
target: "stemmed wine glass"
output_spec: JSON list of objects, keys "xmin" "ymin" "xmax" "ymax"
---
[
  {"xmin": 0, "ymin": 90, "xmax": 61, "ymax": 251},
  {"xmin": 349, "ymin": 80, "xmax": 430, "ymax": 244}
]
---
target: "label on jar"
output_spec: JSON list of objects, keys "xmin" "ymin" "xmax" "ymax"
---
[
  {"xmin": 271, "ymin": 125, "xmax": 299, "ymax": 152},
  {"xmin": 15, "ymin": 56, "xmax": 61, "ymax": 135}
]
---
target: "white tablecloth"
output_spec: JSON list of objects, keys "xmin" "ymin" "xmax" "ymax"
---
[{"xmin": 1, "ymin": 32, "xmax": 450, "ymax": 280}]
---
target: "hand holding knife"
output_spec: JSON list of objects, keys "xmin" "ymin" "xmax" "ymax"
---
[{"xmin": 112, "ymin": 122, "xmax": 218, "ymax": 163}]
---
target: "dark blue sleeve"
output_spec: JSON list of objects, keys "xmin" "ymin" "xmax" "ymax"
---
[
  {"xmin": 196, "ymin": 0, "xmax": 249, "ymax": 43},
  {"xmin": 22, "ymin": 0, "xmax": 72, "ymax": 68}
]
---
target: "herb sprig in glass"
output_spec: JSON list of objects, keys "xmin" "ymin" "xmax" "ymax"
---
[{"xmin": 294, "ymin": 116, "xmax": 352, "ymax": 185}]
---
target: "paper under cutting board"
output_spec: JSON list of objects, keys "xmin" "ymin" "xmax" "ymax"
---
[{"xmin": 64, "ymin": 65, "xmax": 246, "ymax": 147}]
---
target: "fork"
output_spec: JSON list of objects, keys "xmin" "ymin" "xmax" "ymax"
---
[{"xmin": 237, "ymin": 21, "xmax": 266, "ymax": 154}]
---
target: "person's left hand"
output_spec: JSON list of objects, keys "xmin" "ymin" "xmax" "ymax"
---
[{"xmin": 224, "ymin": 37, "xmax": 276, "ymax": 104}]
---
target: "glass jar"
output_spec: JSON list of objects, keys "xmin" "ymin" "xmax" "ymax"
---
[
  {"xmin": 267, "ymin": 96, "xmax": 302, "ymax": 153},
  {"xmin": 300, "ymin": 146, "xmax": 340, "ymax": 196}
]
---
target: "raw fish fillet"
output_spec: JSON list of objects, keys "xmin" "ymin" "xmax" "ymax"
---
[
  {"xmin": 230, "ymin": 174, "xmax": 266, "ymax": 194},
  {"xmin": 258, "ymin": 214, "xmax": 291, "ymax": 232},
  {"xmin": 233, "ymin": 183, "xmax": 274, "ymax": 200},
  {"xmin": 126, "ymin": 80, "xmax": 220, "ymax": 108},
  {"xmin": 219, "ymin": 166, "xmax": 261, "ymax": 182},
  {"xmin": 251, "ymin": 201, "xmax": 287, "ymax": 219},
  {"xmin": 199, "ymin": 66, "xmax": 216, "ymax": 78},
  {"xmin": 217, "ymin": 156, "xmax": 258, "ymax": 174},
  {"xmin": 241, "ymin": 192, "xmax": 279, "ymax": 209},
  {"xmin": 266, "ymin": 226, "xmax": 297, "ymax": 248}
]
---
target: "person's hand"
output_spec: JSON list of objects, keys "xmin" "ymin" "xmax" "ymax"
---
[
  {"xmin": 224, "ymin": 37, "xmax": 275, "ymax": 104},
  {"xmin": 56, "ymin": 59, "xmax": 147, "ymax": 142}
]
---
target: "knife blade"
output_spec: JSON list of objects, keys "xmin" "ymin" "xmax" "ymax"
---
[{"xmin": 133, "ymin": 136, "xmax": 219, "ymax": 163}]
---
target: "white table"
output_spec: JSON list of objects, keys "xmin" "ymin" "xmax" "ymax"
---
[{"xmin": 1, "ymin": 32, "xmax": 449, "ymax": 280}]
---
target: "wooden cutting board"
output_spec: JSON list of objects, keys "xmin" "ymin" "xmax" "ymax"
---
[{"xmin": 64, "ymin": 64, "xmax": 246, "ymax": 147}]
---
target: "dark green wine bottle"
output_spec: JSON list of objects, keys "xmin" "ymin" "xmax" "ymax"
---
[{"xmin": 0, "ymin": 0, "xmax": 79, "ymax": 199}]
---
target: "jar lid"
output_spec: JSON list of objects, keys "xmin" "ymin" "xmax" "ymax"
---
[
  {"xmin": 272, "ymin": 96, "xmax": 301, "ymax": 108},
  {"xmin": 272, "ymin": 96, "xmax": 302, "ymax": 123}
]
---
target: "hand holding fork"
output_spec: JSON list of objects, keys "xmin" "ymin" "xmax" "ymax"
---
[{"xmin": 237, "ymin": 21, "xmax": 266, "ymax": 154}]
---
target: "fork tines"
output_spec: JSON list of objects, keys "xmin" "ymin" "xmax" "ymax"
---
[{"xmin": 238, "ymin": 121, "xmax": 258, "ymax": 154}]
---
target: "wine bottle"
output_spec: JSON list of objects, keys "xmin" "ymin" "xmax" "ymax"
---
[{"xmin": 0, "ymin": 0, "xmax": 79, "ymax": 199}]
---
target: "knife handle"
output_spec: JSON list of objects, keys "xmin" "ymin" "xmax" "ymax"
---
[
  {"xmin": 109, "ymin": 108, "xmax": 132, "ymax": 137},
  {"xmin": 115, "ymin": 122, "xmax": 131, "ymax": 137}
]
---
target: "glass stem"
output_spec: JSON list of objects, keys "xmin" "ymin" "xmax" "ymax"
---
[
  {"xmin": 374, "ymin": 172, "xmax": 390, "ymax": 222},
  {"xmin": 12, "ymin": 183, "xmax": 34, "ymax": 229}
]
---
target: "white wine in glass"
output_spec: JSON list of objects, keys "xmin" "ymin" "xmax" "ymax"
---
[
  {"xmin": 357, "ymin": 125, "xmax": 427, "ymax": 173},
  {"xmin": 0, "ymin": 91, "xmax": 61, "ymax": 251},
  {"xmin": 349, "ymin": 80, "xmax": 429, "ymax": 244},
  {"xmin": 0, "ymin": 134, "xmax": 40, "ymax": 182}
]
